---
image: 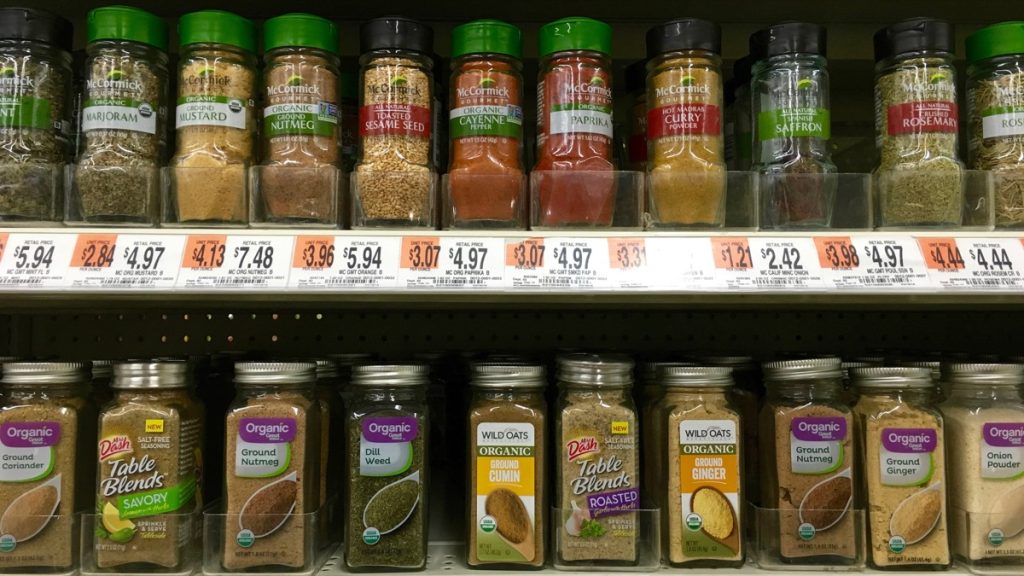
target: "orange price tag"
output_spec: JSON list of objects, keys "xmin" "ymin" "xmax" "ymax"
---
[
  {"xmin": 182, "ymin": 235, "xmax": 228, "ymax": 269},
  {"xmin": 71, "ymin": 233, "xmax": 117, "ymax": 268},
  {"xmin": 608, "ymin": 238, "xmax": 646, "ymax": 269},
  {"xmin": 292, "ymin": 236, "xmax": 335, "ymax": 269},
  {"xmin": 919, "ymin": 237, "xmax": 966, "ymax": 270},
  {"xmin": 0, "ymin": 233, "xmax": 7, "ymax": 261},
  {"xmin": 711, "ymin": 237, "xmax": 752, "ymax": 269},
  {"xmin": 815, "ymin": 236, "xmax": 860, "ymax": 269},
  {"xmin": 505, "ymin": 238, "xmax": 546, "ymax": 269},
  {"xmin": 400, "ymin": 237, "xmax": 441, "ymax": 270}
]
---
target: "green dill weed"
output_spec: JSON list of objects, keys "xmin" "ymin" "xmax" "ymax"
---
[{"xmin": 364, "ymin": 480, "xmax": 419, "ymax": 533}]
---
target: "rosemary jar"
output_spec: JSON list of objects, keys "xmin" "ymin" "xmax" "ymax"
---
[{"xmin": 874, "ymin": 18, "xmax": 963, "ymax": 228}]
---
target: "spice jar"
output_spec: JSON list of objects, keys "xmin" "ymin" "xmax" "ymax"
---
[
  {"xmin": 554, "ymin": 353, "xmax": 639, "ymax": 567},
  {"xmin": 639, "ymin": 361, "xmax": 687, "ymax": 512},
  {"xmin": 0, "ymin": 362, "xmax": 92, "ymax": 572},
  {"xmin": 753, "ymin": 22, "xmax": 837, "ymax": 229},
  {"xmin": 255, "ymin": 13, "xmax": 341, "ymax": 227},
  {"xmin": 875, "ymin": 18, "xmax": 964, "ymax": 228},
  {"xmin": 345, "ymin": 364, "xmax": 429, "ymax": 571},
  {"xmin": 0, "ymin": 7, "xmax": 72, "ymax": 223},
  {"xmin": 446, "ymin": 20, "xmax": 526, "ymax": 229},
  {"xmin": 72, "ymin": 6, "xmax": 168, "ymax": 225},
  {"xmin": 758, "ymin": 358, "xmax": 858, "ymax": 565},
  {"xmin": 968, "ymin": 22, "xmax": 1024, "ymax": 228},
  {"xmin": 645, "ymin": 18, "xmax": 726, "ymax": 228},
  {"xmin": 467, "ymin": 363, "xmax": 546, "ymax": 569},
  {"xmin": 534, "ymin": 18, "xmax": 616, "ymax": 228},
  {"xmin": 315, "ymin": 360, "xmax": 341, "ymax": 531},
  {"xmin": 940, "ymin": 364, "xmax": 1024, "ymax": 569},
  {"xmin": 353, "ymin": 17, "xmax": 436, "ymax": 228},
  {"xmin": 852, "ymin": 367, "xmax": 950, "ymax": 569},
  {"xmin": 168, "ymin": 10, "xmax": 257, "ymax": 226},
  {"xmin": 96, "ymin": 361, "xmax": 203, "ymax": 570},
  {"xmin": 702, "ymin": 355, "xmax": 761, "ymax": 506}
]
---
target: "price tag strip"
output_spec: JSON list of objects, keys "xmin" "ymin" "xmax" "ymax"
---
[
  {"xmin": 67, "ymin": 234, "xmax": 184, "ymax": 288},
  {"xmin": 505, "ymin": 237, "xmax": 612, "ymax": 289},
  {"xmin": 815, "ymin": 235, "xmax": 930, "ymax": 289},
  {"xmin": 0, "ymin": 233, "xmax": 75, "ymax": 288},
  {"xmin": 398, "ymin": 236, "xmax": 504, "ymax": 289},
  {"xmin": 747, "ymin": 237, "xmax": 827, "ymax": 289},
  {"xmin": 918, "ymin": 237, "xmax": 1024, "ymax": 290},
  {"xmin": 177, "ymin": 235, "xmax": 293, "ymax": 289},
  {"xmin": 289, "ymin": 236, "xmax": 400, "ymax": 289}
]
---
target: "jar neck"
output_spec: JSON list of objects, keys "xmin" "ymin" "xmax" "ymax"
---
[
  {"xmin": 472, "ymin": 387, "xmax": 543, "ymax": 403},
  {"xmin": 266, "ymin": 46, "xmax": 340, "ymax": 66},
  {"xmin": 351, "ymin": 386, "xmax": 424, "ymax": 402},
  {"xmin": 452, "ymin": 52, "xmax": 521, "ymax": 69},
  {"xmin": 182, "ymin": 42, "xmax": 253, "ymax": 60},
  {"xmin": 238, "ymin": 382, "xmax": 315, "ymax": 394},
  {"xmin": 563, "ymin": 385, "xmax": 630, "ymax": 402},
  {"xmin": 4, "ymin": 382, "xmax": 82, "ymax": 398},
  {"xmin": 766, "ymin": 379, "xmax": 842, "ymax": 402},
  {"xmin": 543, "ymin": 50, "xmax": 609, "ymax": 66},
  {"xmin": 947, "ymin": 383, "xmax": 1021, "ymax": 402},
  {"xmin": 361, "ymin": 49, "xmax": 431, "ymax": 67},
  {"xmin": 663, "ymin": 386, "xmax": 731, "ymax": 401},
  {"xmin": 857, "ymin": 386, "xmax": 934, "ymax": 405},
  {"xmin": 87, "ymin": 39, "xmax": 169, "ymax": 67},
  {"xmin": 652, "ymin": 49, "xmax": 719, "ymax": 66}
]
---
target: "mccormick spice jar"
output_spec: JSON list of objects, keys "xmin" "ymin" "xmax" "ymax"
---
[
  {"xmin": 555, "ymin": 354, "xmax": 639, "ymax": 567},
  {"xmin": 852, "ymin": 367, "xmax": 950, "ymax": 569},
  {"xmin": 0, "ymin": 363, "xmax": 92, "ymax": 572},
  {"xmin": 645, "ymin": 18, "xmax": 726, "ymax": 228},
  {"xmin": 96, "ymin": 362, "xmax": 203, "ymax": 570},
  {"xmin": 446, "ymin": 20, "xmax": 526, "ymax": 229},
  {"xmin": 534, "ymin": 17, "xmax": 616, "ymax": 228},
  {"xmin": 874, "ymin": 18, "xmax": 963, "ymax": 228},
  {"xmin": 467, "ymin": 363, "xmax": 546, "ymax": 569},
  {"xmin": 353, "ymin": 17, "xmax": 436, "ymax": 228}
]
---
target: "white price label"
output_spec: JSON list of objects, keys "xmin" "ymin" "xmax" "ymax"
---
[
  {"xmin": 505, "ymin": 237, "xmax": 611, "ymax": 289},
  {"xmin": 644, "ymin": 237, "xmax": 716, "ymax": 290},
  {"xmin": 289, "ymin": 236, "xmax": 400, "ymax": 289},
  {"xmin": 748, "ymin": 237, "xmax": 826, "ymax": 289},
  {"xmin": 919, "ymin": 237, "xmax": 1024, "ymax": 290},
  {"xmin": 0, "ymin": 233, "xmax": 74, "ymax": 288},
  {"xmin": 398, "ymin": 237, "xmax": 504, "ymax": 289},
  {"xmin": 606, "ymin": 238, "xmax": 651, "ymax": 289},
  {"xmin": 67, "ymin": 234, "xmax": 183, "ymax": 288},
  {"xmin": 708, "ymin": 236, "xmax": 757, "ymax": 289},
  {"xmin": 813, "ymin": 236, "xmax": 929, "ymax": 289},
  {"xmin": 177, "ymin": 235, "xmax": 292, "ymax": 289}
]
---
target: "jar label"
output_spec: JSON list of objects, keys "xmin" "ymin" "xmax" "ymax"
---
[
  {"xmin": 474, "ymin": 422, "xmax": 536, "ymax": 562},
  {"xmin": 82, "ymin": 98, "xmax": 158, "ymax": 135},
  {"xmin": 880, "ymin": 427, "xmax": 936, "ymax": 486},
  {"xmin": 790, "ymin": 416, "xmax": 846, "ymax": 474},
  {"xmin": 678, "ymin": 419, "xmax": 740, "ymax": 558},
  {"xmin": 449, "ymin": 105, "xmax": 522, "ymax": 139},
  {"xmin": 981, "ymin": 422, "xmax": 1024, "ymax": 479},
  {"xmin": 548, "ymin": 103, "xmax": 613, "ymax": 138},
  {"xmin": 263, "ymin": 102, "xmax": 338, "ymax": 138},
  {"xmin": 647, "ymin": 103, "xmax": 721, "ymax": 138},
  {"xmin": 176, "ymin": 96, "xmax": 248, "ymax": 130},
  {"xmin": 0, "ymin": 422, "xmax": 60, "ymax": 482},
  {"xmin": 539, "ymin": 68, "xmax": 614, "ymax": 145},
  {"xmin": 757, "ymin": 107, "xmax": 830, "ymax": 140},
  {"xmin": 360, "ymin": 416, "xmax": 417, "ymax": 477},
  {"xmin": 235, "ymin": 417, "xmax": 295, "ymax": 478},
  {"xmin": 886, "ymin": 101, "xmax": 958, "ymax": 135},
  {"xmin": 0, "ymin": 96, "xmax": 50, "ymax": 130},
  {"xmin": 981, "ymin": 106, "xmax": 1024, "ymax": 139},
  {"xmin": 359, "ymin": 103, "xmax": 431, "ymax": 138}
]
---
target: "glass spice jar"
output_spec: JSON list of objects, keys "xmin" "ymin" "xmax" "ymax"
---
[
  {"xmin": 446, "ymin": 19, "xmax": 526, "ymax": 229},
  {"xmin": 645, "ymin": 18, "xmax": 726, "ymax": 228},
  {"xmin": 0, "ymin": 7, "xmax": 72, "ymax": 224},
  {"xmin": 753, "ymin": 22, "xmax": 837, "ymax": 229},
  {"xmin": 874, "ymin": 18, "xmax": 964, "ymax": 229},
  {"xmin": 72, "ymin": 6, "xmax": 168, "ymax": 226},
  {"xmin": 352, "ymin": 17, "xmax": 436, "ymax": 228}
]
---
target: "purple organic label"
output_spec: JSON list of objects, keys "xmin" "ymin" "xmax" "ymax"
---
[
  {"xmin": 792, "ymin": 417, "xmax": 847, "ymax": 442},
  {"xmin": 882, "ymin": 428, "xmax": 937, "ymax": 453},
  {"xmin": 984, "ymin": 423, "xmax": 1024, "ymax": 447},
  {"xmin": 0, "ymin": 422, "xmax": 60, "ymax": 447},
  {"xmin": 362, "ymin": 417, "xmax": 418, "ymax": 443},
  {"xmin": 239, "ymin": 418, "xmax": 296, "ymax": 443},
  {"xmin": 586, "ymin": 487, "xmax": 640, "ymax": 518}
]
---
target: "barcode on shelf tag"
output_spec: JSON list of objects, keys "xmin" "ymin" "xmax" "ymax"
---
[
  {"xmin": 920, "ymin": 237, "xmax": 1024, "ymax": 290},
  {"xmin": 505, "ymin": 237, "xmax": 612, "ymax": 289},
  {"xmin": 67, "ymin": 235, "xmax": 183, "ymax": 289},
  {"xmin": 177, "ymin": 235, "xmax": 292, "ymax": 289},
  {"xmin": 399, "ymin": 236, "xmax": 504, "ymax": 289},
  {"xmin": 747, "ymin": 237, "xmax": 827, "ymax": 290},
  {"xmin": 607, "ymin": 238, "xmax": 650, "ymax": 289},
  {"xmin": 0, "ymin": 233, "xmax": 75, "ymax": 288}
]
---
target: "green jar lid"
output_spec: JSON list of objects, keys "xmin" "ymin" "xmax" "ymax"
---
[
  {"xmin": 967, "ymin": 21, "xmax": 1024, "ymax": 63},
  {"xmin": 340, "ymin": 70, "xmax": 357, "ymax": 100},
  {"xmin": 539, "ymin": 17, "xmax": 611, "ymax": 58},
  {"xmin": 264, "ymin": 13, "xmax": 338, "ymax": 55},
  {"xmin": 452, "ymin": 19, "xmax": 521, "ymax": 59},
  {"xmin": 178, "ymin": 10, "xmax": 256, "ymax": 53},
  {"xmin": 87, "ymin": 6, "xmax": 168, "ymax": 51}
]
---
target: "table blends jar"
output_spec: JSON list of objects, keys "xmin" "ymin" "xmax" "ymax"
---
[
  {"xmin": 852, "ymin": 367, "xmax": 950, "ymax": 570},
  {"xmin": 758, "ymin": 358, "xmax": 858, "ymax": 566},
  {"xmin": 95, "ymin": 361, "xmax": 203, "ymax": 570},
  {"xmin": 874, "ymin": 18, "xmax": 963, "ymax": 228},
  {"xmin": 941, "ymin": 364, "xmax": 1024, "ymax": 570},
  {"xmin": 167, "ymin": 10, "xmax": 257, "ymax": 226},
  {"xmin": 533, "ymin": 18, "xmax": 616, "ymax": 228},
  {"xmin": 254, "ymin": 13, "xmax": 341, "ymax": 227},
  {"xmin": 345, "ymin": 364, "xmax": 429, "ymax": 571},
  {"xmin": 968, "ymin": 22, "xmax": 1024, "ymax": 228},
  {"xmin": 645, "ymin": 18, "xmax": 727, "ymax": 228},
  {"xmin": 446, "ymin": 20, "xmax": 526, "ymax": 228},
  {"xmin": 554, "ymin": 353, "xmax": 640, "ymax": 567},
  {"xmin": 224, "ymin": 362, "xmax": 320, "ymax": 570},
  {"xmin": 467, "ymin": 363, "xmax": 546, "ymax": 568},
  {"xmin": 0, "ymin": 362, "xmax": 92, "ymax": 573},
  {"xmin": 753, "ymin": 22, "xmax": 837, "ymax": 229},
  {"xmin": 71, "ymin": 6, "xmax": 168, "ymax": 225},
  {"xmin": 352, "ymin": 17, "xmax": 436, "ymax": 228},
  {"xmin": 0, "ymin": 7, "xmax": 72, "ymax": 223}
]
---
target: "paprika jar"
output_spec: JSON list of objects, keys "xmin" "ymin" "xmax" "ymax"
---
[
  {"xmin": 446, "ymin": 20, "xmax": 525, "ymax": 229},
  {"xmin": 533, "ymin": 17, "xmax": 616, "ymax": 228}
]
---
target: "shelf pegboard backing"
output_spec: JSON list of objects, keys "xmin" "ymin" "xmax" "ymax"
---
[{"xmin": 10, "ymin": 308, "xmax": 1018, "ymax": 360}]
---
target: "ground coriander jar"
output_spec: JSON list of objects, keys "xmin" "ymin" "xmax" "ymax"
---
[
  {"xmin": 345, "ymin": 364, "xmax": 429, "ymax": 571},
  {"xmin": 758, "ymin": 358, "xmax": 859, "ymax": 565},
  {"xmin": 852, "ymin": 367, "xmax": 950, "ymax": 570},
  {"xmin": 875, "ymin": 18, "xmax": 963, "ymax": 228},
  {"xmin": 554, "ymin": 353, "xmax": 639, "ymax": 567},
  {"xmin": 645, "ymin": 18, "xmax": 726, "ymax": 228},
  {"xmin": 0, "ymin": 362, "xmax": 92, "ymax": 572},
  {"xmin": 467, "ymin": 363, "xmax": 546, "ymax": 569}
]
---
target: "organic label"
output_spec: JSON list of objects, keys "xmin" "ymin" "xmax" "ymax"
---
[
  {"xmin": 887, "ymin": 101, "xmax": 958, "ymax": 135},
  {"xmin": 981, "ymin": 106, "xmax": 1024, "ymax": 139},
  {"xmin": 176, "ymin": 95, "xmax": 247, "ymax": 130},
  {"xmin": 451, "ymin": 68, "xmax": 522, "ymax": 141},
  {"xmin": 359, "ymin": 103, "xmax": 431, "ymax": 138},
  {"xmin": 790, "ymin": 417, "xmax": 846, "ymax": 474},
  {"xmin": 360, "ymin": 417, "xmax": 417, "ymax": 477},
  {"xmin": 475, "ymin": 423, "xmax": 536, "ymax": 561},
  {"xmin": 981, "ymin": 422, "xmax": 1024, "ymax": 479},
  {"xmin": 0, "ymin": 422, "xmax": 60, "ymax": 482},
  {"xmin": 263, "ymin": 102, "xmax": 338, "ymax": 138},
  {"xmin": 880, "ymin": 428, "xmax": 936, "ymax": 486},
  {"xmin": 0, "ymin": 96, "xmax": 49, "ymax": 130},
  {"xmin": 757, "ymin": 107, "xmax": 830, "ymax": 140},
  {"xmin": 679, "ymin": 420, "xmax": 739, "ymax": 557},
  {"xmin": 235, "ymin": 418, "xmax": 295, "ymax": 478},
  {"xmin": 82, "ymin": 98, "xmax": 157, "ymax": 134},
  {"xmin": 647, "ymin": 103, "xmax": 721, "ymax": 138}
]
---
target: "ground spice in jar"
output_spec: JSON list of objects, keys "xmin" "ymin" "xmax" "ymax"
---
[
  {"xmin": 467, "ymin": 363, "xmax": 546, "ymax": 568},
  {"xmin": 645, "ymin": 19, "xmax": 727, "ymax": 228},
  {"xmin": 853, "ymin": 367, "xmax": 950, "ymax": 569}
]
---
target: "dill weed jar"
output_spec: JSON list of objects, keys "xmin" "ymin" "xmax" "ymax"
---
[
  {"xmin": 72, "ymin": 6, "xmax": 168, "ymax": 225},
  {"xmin": 645, "ymin": 18, "xmax": 726, "ymax": 228},
  {"xmin": 0, "ymin": 7, "xmax": 72, "ymax": 223},
  {"xmin": 874, "ymin": 18, "xmax": 964, "ymax": 228}
]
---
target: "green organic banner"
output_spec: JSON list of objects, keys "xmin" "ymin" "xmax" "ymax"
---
[{"xmin": 0, "ymin": 96, "xmax": 49, "ymax": 130}]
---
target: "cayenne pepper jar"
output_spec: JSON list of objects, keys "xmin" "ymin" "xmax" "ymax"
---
[
  {"xmin": 534, "ymin": 17, "xmax": 616, "ymax": 228},
  {"xmin": 446, "ymin": 20, "xmax": 525, "ymax": 228}
]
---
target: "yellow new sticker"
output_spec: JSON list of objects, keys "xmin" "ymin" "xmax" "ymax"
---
[
  {"xmin": 145, "ymin": 419, "xmax": 164, "ymax": 433},
  {"xmin": 611, "ymin": 421, "xmax": 629, "ymax": 434}
]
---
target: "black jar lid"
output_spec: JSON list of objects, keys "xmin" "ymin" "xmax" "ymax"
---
[
  {"xmin": 874, "ymin": 17, "xmax": 954, "ymax": 62},
  {"xmin": 749, "ymin": 29, "xmax": 769, "ymax": 62},
  {"xmin": 360, "ymin": 16, "xmax": 433, "ymax": 55},
  {"xmin": 0, "ymin": 7, "xmax": 73, "ymax": 53},
  {"xmin": 645, "ymin": 18, "xmax": 720, "ymax": 59},
  {"xmin": 764, "ymin": 22, "xmax": 827, "ymax": 58}
]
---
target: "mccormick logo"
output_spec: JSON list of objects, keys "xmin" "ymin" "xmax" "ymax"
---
[
  {"xmin": 456, "ymin": 83, "xmax": 510, "ymax": 98},
  {"xmin": 99, "ymin": 435, "xmax": 133, "ymax": 461},
  {"xmin": 654, "ymin": 81, "xmax": 710, "ymax": 98},
  {"xmin": 370, "ymin": 77, "xmax": 421, "ymax": 97},
  {"xmin": 567, "ymin": 436, "xmax": 599, "ymax": 461},
  {"xmin": 183, "ymin": 67, "xmax": 231, "ymax": 87},
  {"xmin": 267, "ymin": 76, "xmax": 320, "ymax": 96},
  {"xmin": 564, "ymin": 77, "xmax": 612, "ymax": 98},
  {"xmin": 0, "ymin": 67, "xmax": 32, "ymax": 88}
]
